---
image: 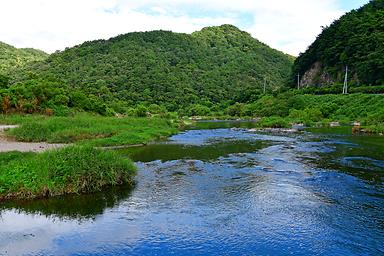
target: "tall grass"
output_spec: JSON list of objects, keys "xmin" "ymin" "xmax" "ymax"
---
[
  {"xmin": 0, "ymin": 146, "xmax": 136, "ymax": 200},
  {"xmin": 0, "ymin": 113, "xmax": 179, "ymax": 200},
  {"xmin": 0, "ymin": 113, "xmax": 178, "ymax": 146}
]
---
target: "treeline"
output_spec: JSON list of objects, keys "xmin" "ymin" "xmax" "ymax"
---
[
  {"xmin": 292, "ymin": 0, "xmax": 384, "ymax": 87},
  {"xmin": 213, "ymin": 92, "xmax": 384, "ymax": 128},
  {"xmin": 0, "ymin": 72, "xmax": 275, "ymax": 117},
  {"xmin": 0, "ymin": 75, "xmax": 114, "ymax": 116}
]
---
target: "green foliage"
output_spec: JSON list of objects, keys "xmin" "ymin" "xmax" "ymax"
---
[
  {"xmin": 0, "ymin": 74, "xmax": 9, "ymax": 89},
  {"xmin": 8, "ymin": 25, "xmax": 292, "ymax": 114},
  {"xmin": 365, "ymin": 123, "xmax": 384, "ymax": 133},
  {"xmin": 188, "ymin": 104, "xmax": 211, "ymax": 116},
  {"xmin": 148, "ymin": 104, "xmax": 165, "ymax": 114},
  {"xmin": 0, "ymin": 146, "xmax": 136, "ymax": 199},
  {"xmin": 245, "ymin": 92, "xmax": 384, "ymax": 128},
  {"xmin": 293, "ymin": 0, "xmax": 384, "ymax": 86},
  {"xmin": 135, "ymin": 105, "xmax": 148, "ymax": 117},
  {"xmin": 0, "ymin": 42, "xmax": 48, "ymax": 75},
  {"xmin": 0, "ymin": 113, "xmax": 179, "ymax": 200},
  {"xmin": 288, "ymin": 108, "xmax": 323, "ymax": 125},
  {"xmin": 256, "ymin": 116, "xmax": 290, "ymax": 128},
  {"xmin": 248, "ymin": 95, "xmax": 290, "ymax": 117},
  {"xmin": 297, "ymin": 85, "xmax": 384, "ymax": 95},
  {"xmin": 226, "ymin": 102, "xmax": 245, "ymax": 117},
  {"xmin": 1, "ymin": 113, "xmax": 178, "ymax": 147}
]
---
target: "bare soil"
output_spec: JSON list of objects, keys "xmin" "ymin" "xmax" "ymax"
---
[{"xmin": 0, "ymin": 125, "xmax": 66, "ymax": 152}]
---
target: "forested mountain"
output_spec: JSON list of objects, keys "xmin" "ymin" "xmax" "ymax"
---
[
  {"xmin": 0, "ymin": 42, "xmax": 48, "ymax": 75},
  {"xmin": 293, "ymin": 0, "xmax": 384, "ymax": 87},
  {"xmin": 6, "ymin": 25, "xmax": 292, "ymax": 114}
]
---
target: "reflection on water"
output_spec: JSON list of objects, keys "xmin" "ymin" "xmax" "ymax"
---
[
  {"xmin": 188, "ymin": 119, "xmax": 259, "ymax": 130},
  {"xmin": 0, "ymin": 122, "xmax": 383, "ymax": 255},
  {"xmin": 1, "ymin": 185, "xmax": 133, "ymax": 221}
]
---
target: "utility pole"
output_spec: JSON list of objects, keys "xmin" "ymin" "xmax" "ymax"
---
[
  {"xmin": 297, "ymin": 73, "xmax": 300, "ymax": 89},
  {"xmin": 343, "ymin": 65, "xmax": 348, "ymax": 94},
  {"xmin": 263, "ymin": 77, "xmax": 267, "ymax": 94}
]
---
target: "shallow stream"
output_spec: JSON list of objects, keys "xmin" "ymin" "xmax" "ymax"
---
[{"xmin": 1, "ymin": 121, "xmax": 383, "ymax": 255}]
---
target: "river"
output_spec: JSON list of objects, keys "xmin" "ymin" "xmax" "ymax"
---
[{"xmin": 1, "ymin": 121, "xmax": 383, "ymax": 255}]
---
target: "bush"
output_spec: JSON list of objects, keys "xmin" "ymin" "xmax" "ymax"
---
[
  {"xmin": 227, "ymin": 103, "xmax": 245, "ymax": 117},
  {"xmin": 251, "ymin": 95, "xmax": 289, "ymax": 117},
  {"xmin": 135, "ymin": 105, "xmax": 148, "ymax": 117},
  {"xmin": 257, "ymin": 116, "xmax": 290, "ymax": 128},
  {"xmin": 320, "ymin": 103, "xmax": 338, "ymax": 118},
  {"xmin": 0, "ymin": 146, "xmax": 136, "ymax": 199},
  {"xmin": 188, "ymin": 104, "xmax": 211, "ymax": 116}
]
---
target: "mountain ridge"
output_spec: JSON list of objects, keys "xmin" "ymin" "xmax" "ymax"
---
[
  {"xmin": 292, "ymin": 0, "xmax": 384, "ymax": 87},
  {"xmin": 7, "ymin": 24, "xmax": 293, "ymax": 113}
]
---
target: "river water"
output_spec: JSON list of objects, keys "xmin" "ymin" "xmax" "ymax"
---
[{"xmin": 1, "ymin": 121, "xmax": 383, "ymax": 255}]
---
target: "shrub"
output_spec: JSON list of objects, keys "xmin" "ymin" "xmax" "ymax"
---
[
  {"xmin": 0, "ymin": 146, "xmax": 136, "ymax": 199},
  {"xmin": 257, "ymin": 116, "xmax": 290, "ymax": 128},
  {"xmin": 188, "ymin": 104, "xmax": 211, "ymax": 116},
  {"xmin": 135, "ymin": 105, "xmax": 148, "ymax": 117},
  {"xmin": 227, "ymin": 103, "xmax": 245, "ymax": 117}
]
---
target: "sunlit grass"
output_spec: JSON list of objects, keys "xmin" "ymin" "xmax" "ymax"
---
[
  {"xmin": 0, "ymin": 113, "xmax": 179, "ymax": 147},
  {"xmin": 0, "ymin": 146, "xmax": 136, "ymax": 200}
]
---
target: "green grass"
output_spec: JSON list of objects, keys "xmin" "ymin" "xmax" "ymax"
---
[
  {"xmin": 232, "ymin": 93, "xmax": 384, "ymax": 133},
  {"xmin": 0, "ymin": 146, "xmax": 136, "ymax": 200},
  {"xmin": 0, "ymin": 113, "xmax": 179, "ymax": 147},
  {"xmin": 365, "ymin": 124, "xmax": 384, "ymax": 134},
  {"xmin": 0, "ymin": 113, "xmax": 179, "ymax": 200}
]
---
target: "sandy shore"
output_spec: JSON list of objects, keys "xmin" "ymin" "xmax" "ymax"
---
[{"xmin": 0, "ymin": 125, "xmax": 66, "ymax": 152}]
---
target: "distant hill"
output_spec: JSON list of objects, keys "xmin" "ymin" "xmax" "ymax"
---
[
  {"xmin": 11, "ymin": 25, "xmax": 293, "ymax": 111},
  {"xmin": 292, "ymin": 0, "xmax": 384, "ymax": 87},
  {"xmin": 0, "ymin": 42, "xmax": 48, "ymax": 75}
]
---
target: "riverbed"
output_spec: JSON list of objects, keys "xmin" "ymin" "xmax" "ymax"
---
[{"xmin": 1, "ymin": 121, "xmax": 383, "ymax": 255}]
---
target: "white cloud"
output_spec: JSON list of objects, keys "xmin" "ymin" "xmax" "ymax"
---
[{"xmin": 0, "ymin": 0, "xmax": 354, "ymax": 55}]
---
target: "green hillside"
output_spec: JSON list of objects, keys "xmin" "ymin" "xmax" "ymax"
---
[
  {"xmin": 0, "ymin": 41, "xmax": 48, "ymax": 75},
  {"xmin": 6, "ymin": 25, "xmax": 292, "ymax": 115},
  {"xmin": 292, "ymin": 0, "xmax": 384, "ymax": 87}
]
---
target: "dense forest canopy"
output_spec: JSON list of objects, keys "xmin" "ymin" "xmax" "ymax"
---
[
  {"xmin": 0, "ymin": 42, "xmax": 48, "ymax": 75},
  {"xmin": 292, "ymin": 0, "xmax": 384, "ymax": 87},
  {"xmin": 3, "ymin": 25, "xmax": 293, "ymax": 115}
]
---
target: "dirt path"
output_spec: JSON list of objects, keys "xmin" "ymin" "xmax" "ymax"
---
[{"xmin": 0, "ymin": 125, "xmax": 66, "ymax": 153}]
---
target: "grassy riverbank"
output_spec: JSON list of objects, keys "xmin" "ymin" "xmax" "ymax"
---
[
  {"xmin": 254, "ymin": 93, "xmax": 384, "ymax": 133},
  {"xmin": 0, "ymin": 146, "xmax": 136, "ymax": 200},
  {"xmin": 193, "ymin": 93, "xmax": 384, "ymax": 133},
  {"xmin": 254, "ymin": 116, "xmax": 384, "ymax": 134},
  {"xmin": 0, "ymin": 113, "xmax": 179, "ymax": 146},
  {"xmin": 0, "ymin": 113, "xmax": 179, "ymax": 200}
]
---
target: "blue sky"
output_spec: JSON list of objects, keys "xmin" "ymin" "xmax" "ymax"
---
[
  {"xmin": 0, "ymin": 0, "xmax": 371, "ymax": 55},
  {"xmin": 339, "ymin": 0, "xmax": 368, "ymax": 10}
]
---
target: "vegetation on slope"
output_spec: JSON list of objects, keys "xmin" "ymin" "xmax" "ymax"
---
[
  {"xmin": 3, "ymin": 25, "xmax": 292, "ymax": 115},
  {"xmin": 0, "ymin": 41, "xmax": 48, "ymax": 75},
  {"xmin": 292, "ymin": 0, "xmax": 384, "ymax": 87}
]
